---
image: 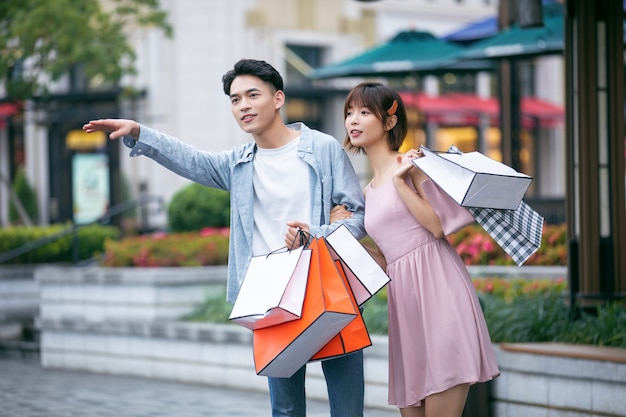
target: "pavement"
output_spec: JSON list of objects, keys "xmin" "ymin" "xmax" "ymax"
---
[{"xmin": 0, "ymin": 354, "xmax": 398, "ymax": 417}]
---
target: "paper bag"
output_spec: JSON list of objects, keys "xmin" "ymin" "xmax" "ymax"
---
[
  {"xmin": 229, "ymin": 246, "xmax": 311, "ymax": 330},
  {"xmin": 252, "ymin": 237, "xmax": 358, "ymax": 378},
  {"xmin": 421, "ymin": 178, "xmax": 475, "ymax": 236},
  {"xmin": 411, "ymin": 146, "xmax": 532, "ymax": 210},
  {"xmin": 325, "ymin": 225, "xmax": 390, "ymax": 306},
  {"xmin": 310, "ymin": 259, "xmax": 371, "ymax": 361}
]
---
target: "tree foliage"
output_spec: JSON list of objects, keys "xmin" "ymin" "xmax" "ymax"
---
[{"xmin": 0, "ymin": 0, "xmax": 172, "ymax": 99}]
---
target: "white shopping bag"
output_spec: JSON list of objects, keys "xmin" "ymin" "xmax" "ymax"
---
[
  {"xmin": 325, "ymin": 225, "xmax": 390, "ymax": 305},
  {"xmin": 411, "ymin": 146, "xmax": 532, "ymax": 210},
  {"xmin": 229, "ymin": 246, "xmax": 311, "ymax": 330}
]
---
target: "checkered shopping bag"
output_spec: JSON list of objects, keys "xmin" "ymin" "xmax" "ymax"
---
[{"xmin": 468, "ymin": 201, "xmax": 544, "ymax": 266}]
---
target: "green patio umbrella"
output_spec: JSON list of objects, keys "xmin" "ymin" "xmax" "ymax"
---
[
  {"xmin": 457, "ymin": 2, "xmax": 565, "ymax": 60},
  {"xmin": 308, "ymin": 30, "xmax": 494, "ymax": 80},
  {"xmin": 444, "ymin": 2, "xmax": 624, "ymax": 62}
]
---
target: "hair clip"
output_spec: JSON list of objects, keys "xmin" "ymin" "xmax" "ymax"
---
[{"xmin": 387, "ymin": 100, "xmax": 398, "ymax": 116}]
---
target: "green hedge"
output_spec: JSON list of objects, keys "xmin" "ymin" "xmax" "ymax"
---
[{"xmin": 0, "ymin": 224, "xmax": 121, "ymax": 265}]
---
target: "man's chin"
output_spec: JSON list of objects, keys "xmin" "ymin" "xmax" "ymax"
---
[{"xmin": 239, "ymin": 123, "xmax": 260, "ymax": 135}]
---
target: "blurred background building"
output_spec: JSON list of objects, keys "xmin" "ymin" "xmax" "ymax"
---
[{"xmin": 1, "ymin": 0, "xmax": 570, "ymax": 230}]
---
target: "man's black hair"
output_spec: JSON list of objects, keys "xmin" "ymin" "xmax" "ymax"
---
[{"xmin": 222, "ymin": 59, "xmax": 284, "ymax": 95}]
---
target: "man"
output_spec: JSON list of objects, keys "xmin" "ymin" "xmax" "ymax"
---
[{"xmin": 83, "ymin": 58, "xmax": 366, "ymax": 417}]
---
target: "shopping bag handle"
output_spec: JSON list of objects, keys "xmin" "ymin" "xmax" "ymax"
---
[
  {"xmin": 420, "ymin": 144, "xmax": 464, "ymax": 155},
  {"xmin": 281, "ymin": 228, "xmax": 312, "ymax": 253},
  {"xmin": 263, "ymin": 229, "xmax": 311, "ymax": 259}
]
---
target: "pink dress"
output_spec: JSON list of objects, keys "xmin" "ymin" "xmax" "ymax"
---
[{"xmin": 364, "ymin": 179, "xmax": 499, "ymax": 408}]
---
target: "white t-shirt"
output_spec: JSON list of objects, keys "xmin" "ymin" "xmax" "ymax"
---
[{"xmin": 252, "ymin": 136, "xmax": 311, "ymax": 255}]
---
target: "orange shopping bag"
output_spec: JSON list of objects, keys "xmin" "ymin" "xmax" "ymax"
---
[
  {"xmin": 252, "ymin": 237, "xmax": 357, "ymax": 378},
  {"xmin": 310, "ymin": 258, "xmax": 371, "ymax": 361}
]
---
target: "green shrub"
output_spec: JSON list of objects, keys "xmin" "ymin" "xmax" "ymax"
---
[
  {"xmin": 0, "ymin": 223, "xmax": 121, "ymax": 264},
  {"xmin": 99, "ymin": 228, "xmax": 229, "ymax": 267},
  {"xmin": 562, "ymin": 302, "xmax": 626, "ymax": 346},
  {"xmin": 361, "ymin": 289, "xmax": 388, "ymax": 335},
  {"xmin": 479, "ymin": 291, "xmax": 572, "ymax": 343},
  {"xmin": 184, "ymin": 288, "xmax": 232, "ymax": 323},
  {"xmin": 480, "ymin": 292, "xmax": 626, "ymax": 348},
  {"xmin": 470, "ymin": 277, "xmax": 625, "ymax": 348},
  {"xmin": 9, "ymin": 166, "xmax": 38, "ymax": 225},
  {"xmin": 168, "ymin": 183, "xmax": 230, "ymax": 232}
]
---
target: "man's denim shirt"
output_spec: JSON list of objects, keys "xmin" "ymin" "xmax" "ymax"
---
[{"xmin": 124, "ymin": 122, "xmax": 366, "ymax": 303}]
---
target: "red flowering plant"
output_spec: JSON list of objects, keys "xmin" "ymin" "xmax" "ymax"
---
[
  {"xmin": 448, "ymin": 223, "xmax": 568, "ymax": 266},
  {"xmin": 99, "ymin": 223, "xmax": 568, "ymax": 268},
  {"xmin": 100, "ymin": 227, "xmax": 230, "ymax": 267}
]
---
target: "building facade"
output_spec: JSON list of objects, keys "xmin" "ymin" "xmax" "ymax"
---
[{"xmin": 3, "ymin": 0, "xmax": 570, "ymax": 231}]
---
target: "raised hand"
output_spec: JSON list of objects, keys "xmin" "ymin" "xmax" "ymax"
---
[
  {"xmin": 393, "ymin": 148, "xmax": 424, "ymax": 179},
  {"xmin": 82, "ymin": 119, "xmax": 141, "ymax": 140}
]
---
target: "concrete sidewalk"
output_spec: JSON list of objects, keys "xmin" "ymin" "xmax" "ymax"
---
[{"xmin": 0, "ymin": 356, "xmax": 398, "ymax": 417}]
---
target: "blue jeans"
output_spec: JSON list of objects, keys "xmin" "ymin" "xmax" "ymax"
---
[{"xmin": 267, "ymin": 350, "xmax": 364, "ymax": 417}]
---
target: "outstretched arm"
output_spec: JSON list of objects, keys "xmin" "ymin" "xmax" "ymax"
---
[{"xmin": 83, "ymin": 119, "xmax": 141, "ymax": 140}]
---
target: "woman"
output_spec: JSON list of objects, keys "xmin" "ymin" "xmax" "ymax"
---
[{"xmin": 334, "ymin": 82, "xmax": 499, "ymax": 417}]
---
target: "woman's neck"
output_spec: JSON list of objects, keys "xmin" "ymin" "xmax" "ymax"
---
[{"xmin": 367, "ymin": 144, "xmax": 399, "ymax": 186}]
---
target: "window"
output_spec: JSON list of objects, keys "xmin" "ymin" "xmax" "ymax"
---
[
  {"xmin": 285, "ymin": 44, "xmax": 323, "ymax": 87},
  {"xmin": 283, "ymin": 44, "xmax": 327, "ymax": 131}
]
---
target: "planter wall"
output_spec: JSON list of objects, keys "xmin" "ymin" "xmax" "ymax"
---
[
  {"xmin": 492, "ymin": 343, "xmax": 626, "ymax": 417},
  {"xmin": 0, "ymin": 265, "xmax": 40, "ymax": 341},
  {"xmin": 36, "ymin": 265, "xmax": 228, "ymax": 322},
  {"xmin": 0, "ymin": 266, "xmax": 39, "ymax": 323},
  {"xmin": 467, "ymin": 265, "xmax": 567, "ymax": 280},
  {"xmin": 34, "ymin": 265, "xmax": 626, "ymax": 416}
]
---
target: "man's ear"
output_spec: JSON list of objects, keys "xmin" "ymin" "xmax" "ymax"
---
[
  {"xmin": 274, "ymin": 90, "xmax": 286, "ymax": 109},
  {"xmin": 385, "ymin": 115, "xmax": 398, "ymax": 131}
]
